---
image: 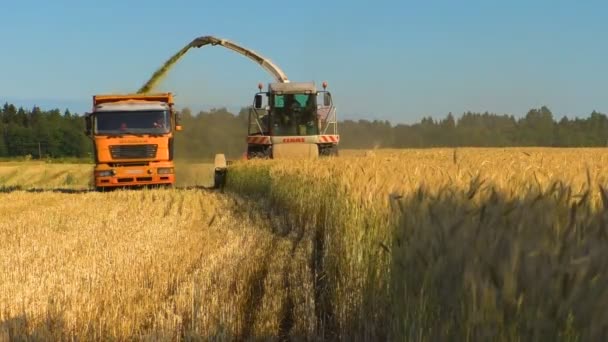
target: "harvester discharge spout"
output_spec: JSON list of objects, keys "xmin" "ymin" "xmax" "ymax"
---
[
  {"xmin": 138, "ymin": 35, "xmax": 290, "ymax": 95},
  {"xmin": 188, "ymin": 35, "xmax": 290, "ymax": 84}
]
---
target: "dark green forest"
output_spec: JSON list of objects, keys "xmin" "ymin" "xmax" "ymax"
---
[
  {"xmin": 1, "ymin": 102, "xmax": 607, "ymax": 160},
  {"xmin": 0, "ymin": 103, "xmax": 89, "ymax": 159}
]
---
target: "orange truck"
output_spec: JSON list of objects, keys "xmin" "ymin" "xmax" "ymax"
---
[{"xmin": 84, "ymin": 93, "xmax": 182, "ymax": 190}]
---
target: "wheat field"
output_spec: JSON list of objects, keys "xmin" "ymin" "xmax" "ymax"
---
[
  {"xmin": 226, "ymin": 147, "xmax": 608, "ymax": 341},
  {"xmin": 2, "ymin": 148, "xmax": 608, "ymax": 340}
]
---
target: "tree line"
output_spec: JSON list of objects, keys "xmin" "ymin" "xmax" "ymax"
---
[
  {"xmin": 1, "ymin": 102, "xmax": 607, "ymax": 159},
  {"xmin": 0, "ymin": 103, "xmax": 90, "ymax": 158}
]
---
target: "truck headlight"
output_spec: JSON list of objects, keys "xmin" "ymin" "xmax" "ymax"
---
[
  {"xmin": 157, "ymin": 167, "xmax": 174, "ymax": 174},
  {"xmin": 95, "ymin": 170, "xmax": 113, "ymax": 177}
]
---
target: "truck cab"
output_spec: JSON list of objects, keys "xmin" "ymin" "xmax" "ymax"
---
[{"xmin": 85, "ymin": 93, "xmax": 182, "ymax": 190}]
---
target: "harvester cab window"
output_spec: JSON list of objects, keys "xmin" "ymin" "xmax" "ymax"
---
[
  {"xmin": 272, "ymin": 94, "xmax": 318, "ymax": 136},
  {"xmin": 294, "ymin": 94, "xmax": 309, "ymax": 107}
]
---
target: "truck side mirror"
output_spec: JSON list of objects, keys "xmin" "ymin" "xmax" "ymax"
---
[
  {"xmin": 323, "ymin": 92, "xmax": 332, "ymax": 106},
  {"xmin": 254, "ymin": 94, "xmax": 263, "ymax": 109},
  {"xmin": 175, "ymin": 113, "xmax": 183, "ymax": 131},
  {"xmin": 84, "ymin": 114, "xmax": 92, "ymax": 135}
]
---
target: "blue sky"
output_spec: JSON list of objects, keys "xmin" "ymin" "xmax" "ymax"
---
[{"xmin": 0, "ymin": 0, "xmax": 606, "ymax": 123}]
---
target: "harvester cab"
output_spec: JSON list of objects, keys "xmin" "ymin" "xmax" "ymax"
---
[{"xmin": 248, "ymin": 81, "xmax": 339, "ymax": 159}]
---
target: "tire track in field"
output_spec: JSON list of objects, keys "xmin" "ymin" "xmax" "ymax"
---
[
  {"xmin": 238, "ymin": 236, "xmax": 277, "ymax": 341},
  {"xmin": 226, "ymin": 195, "xmax": 305, "ymax": 341},
  {"xmin": 277, "ymin": 216, "xmax": 306, "ymax": 341},
  {"xmin": 226, "ymin": 195, "xmax": 277, "ymax": 340},
  {"xmin": 265, "ymin": 200, "xmax": 336, "ymax": 341}
]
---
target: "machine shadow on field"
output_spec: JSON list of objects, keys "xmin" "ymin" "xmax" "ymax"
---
[
  {"xmin": 0, "ymin": 314, "xmax": 68, "ymax": 341},
  {"xmin": 0, "ymin": 314, "xmax": 308, "ymax": 341},
  {"xmin": 386, "ymin": 180, "xmax": 608, "ymax": 340}
]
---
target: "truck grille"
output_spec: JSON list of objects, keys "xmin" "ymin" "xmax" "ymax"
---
[{"xmin": 110, "ymin": 144, "xmax": 158, "ymax": 159}]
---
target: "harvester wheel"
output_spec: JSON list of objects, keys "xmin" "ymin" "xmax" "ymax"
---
[
  {"xmin": 330, "ymin": 145, "xmax": 339, "ymax": 156},
  {"xmin": 247, "ymin": 145, "xmax": 271, "ymax": 159},
  {"xmin": 319, "ymin": 145, "xmax": 339, "ymax": 157}
]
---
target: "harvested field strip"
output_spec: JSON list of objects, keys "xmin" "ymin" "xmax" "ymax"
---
[
  {"xmin": 0, "ymin": 162, "xmax": 215, "ymax": 190},
  {"xmin": 0, "ymin": 163, "xmax": 92, "ymax": 189},
  {"xmin": 0, "ymin": 189, "xmax": 311, "ymax": 340}
]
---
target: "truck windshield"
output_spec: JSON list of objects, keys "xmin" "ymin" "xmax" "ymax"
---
[
  {"xmin": 95, "ymin": 110, "xmax": 170, "ymax": 135},
  {"xmin": 271, "ymin": 93, "xmax": 318, "ymax": 136}
]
